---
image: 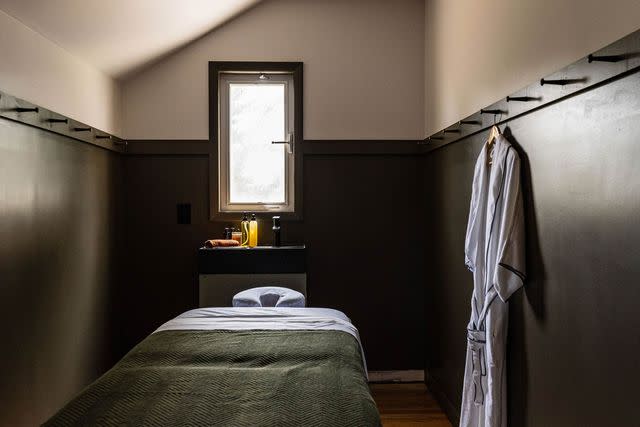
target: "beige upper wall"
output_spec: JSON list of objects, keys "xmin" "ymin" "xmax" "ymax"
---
[
  {"xmin": 0, "ymin": 0, "xmax": 260, "ymax": 78},
  {"xmin": 424, "ymin": 0, "xmax": 640, "ymax": 137},
  {"xmin": 121, "ymin": 0, "xmax": 425, "ymax": 140},
  {"xmin": 0, "ymin": 10, "xmax": 120, "ymax": 135}
]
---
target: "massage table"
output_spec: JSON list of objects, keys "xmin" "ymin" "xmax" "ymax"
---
[{"xmin": 44, "ymin": 307, "xmax": 380, "ymax": 426}]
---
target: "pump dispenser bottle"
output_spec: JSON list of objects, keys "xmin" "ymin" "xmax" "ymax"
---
[
  {"xmin": 272, "ymin": 216, "xmax": 281, "ymax": 247},
  {"xmin": 249, "ymin": 214, "xmax": 258, "ymax": 247},
  {"xmin": 240, "ymin": 213, "xmax": 250, "ymax": 247}
]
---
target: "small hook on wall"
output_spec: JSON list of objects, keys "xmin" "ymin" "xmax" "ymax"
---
[
  {"xmin": 13, "ymin": 107, "xmax": 39, "ymax": 113},
  {"xmin": 46, "ymin": 118, "xmax": 68, "ymax": 124}
]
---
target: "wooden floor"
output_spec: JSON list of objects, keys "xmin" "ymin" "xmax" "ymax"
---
[{"xmin": 370, "ymin": 383, "xmax": 452, "ymax": 427}]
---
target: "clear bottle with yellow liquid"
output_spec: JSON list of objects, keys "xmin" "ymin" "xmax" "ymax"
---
[
  {"xmin": 248, "ymin": 213, "xmax": 258, "ymax": 247},
  {"xmin": 240, "ymin": 212, "xmax": 250, "ymax": 247}
]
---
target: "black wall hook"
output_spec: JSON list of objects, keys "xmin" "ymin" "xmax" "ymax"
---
[
  {"xmin": 540, "ymin": 78, "xmax": 586, "ymax": 86},
  {"xmin": 506, "ymin": 96, "xmax": 541, "ymax": 102},
  {"xmin": 588, "ymin": 54, "xmax": 625, "ymax": 63},
  {"xmin": 46, "ymin": 118, "xmax": 68, "ymax": 124},
  {"xmin": 480, "ymin": 109, "xmax": 505, "ymax": 115},
  {"xmin": 95, "ymin": 135, "xmax": 112, "ymax": 140},
  {"xmin": 13, "ymin": 107, "xmax": 39, "ymax": 113},
  {"xmin": 459, "ymin": 120, "xmax": 481, "ymax": 126},
  {"xmin": 444, "ymin": 129, "xmax": 461, "ymax": 134},
  {"xmin": 429, "ymin": 136, "xmax": 444, "ymax": 141},
  {"xmin": 74, "ymin": 127, "xmax": 91, "ymax": 132}
]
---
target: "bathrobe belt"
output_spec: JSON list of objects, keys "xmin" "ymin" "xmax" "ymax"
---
[
  {"xmin": 467, "ymin": 280, "xmax": 499, "ymax": 405},
  {"xmin": 467, "ymin": 329, "xmax": 487, "ymax": 405}
]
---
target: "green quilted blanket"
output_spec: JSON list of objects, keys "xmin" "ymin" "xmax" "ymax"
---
[{"xmin": 44, "ymin": 330, "xmax": 380, "ymax": 426}]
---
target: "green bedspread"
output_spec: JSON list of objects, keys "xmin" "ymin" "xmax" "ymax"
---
[{"xmin": 44, "ymin": 329, "xmax": 381, "ymax": 426}]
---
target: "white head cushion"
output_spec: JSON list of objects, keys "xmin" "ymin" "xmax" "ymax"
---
[{"xmin": 232, "ymin": 286, "xmax": 306, "ymax": 308}]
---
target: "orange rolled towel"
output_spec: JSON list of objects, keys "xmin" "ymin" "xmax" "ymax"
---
[{"xmin": 204, "ymin": 239, "xmax": 240, "ymax": 248}]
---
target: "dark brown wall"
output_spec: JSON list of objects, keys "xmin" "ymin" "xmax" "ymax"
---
[
  {"xmin": 0, "ymin": 119, "xmax": 124, "ymax": 426},
  {"xmin": 121, "ymin": 151, "xmax": 426, "ymax": 370},
  {"xmin": 303, "ymin": 154, "xmax": 426, "ymax": 369},
  {"xmin": 423, "ymin": 72, "xmax": 640, "ymax": 426}
]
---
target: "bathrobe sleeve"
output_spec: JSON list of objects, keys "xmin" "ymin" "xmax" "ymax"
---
[
  {"xmin": 464, "ymin": 155, "xmax": 484, "ymax": 272},
  {"xmin": 493, "ymin": 149, "xmax": 526, "ymax": 302}
]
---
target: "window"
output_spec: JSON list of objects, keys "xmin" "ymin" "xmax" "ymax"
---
[{"xmin": 210, "ymin": 62, "xmax": 302, "ymax": 220}]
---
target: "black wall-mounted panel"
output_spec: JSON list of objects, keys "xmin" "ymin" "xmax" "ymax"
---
[{"xmin": 176, "ymin": 203, "xmax": 191, "ymax": 224}]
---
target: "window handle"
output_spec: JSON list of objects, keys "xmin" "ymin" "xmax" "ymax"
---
[{"xmin": 271, "ymin": 132, "xmax": 294, "ymax": 154}]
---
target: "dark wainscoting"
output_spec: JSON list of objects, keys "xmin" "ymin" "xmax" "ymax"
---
[
  {"xmin": 121, "ymin": 140, "xmax": 426, "ymax": 370},
  {"xmin": 423, "ymin": 71, "xmax": 640, "ymax": 426},
  {"xmin": 0, "ymin": 118, "xmax": 125, "ymax": 426}
]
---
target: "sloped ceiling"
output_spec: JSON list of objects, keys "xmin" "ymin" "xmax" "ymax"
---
[{"xmin": 0, "ymin": 0, "xmax": 261, "ymax": 78}]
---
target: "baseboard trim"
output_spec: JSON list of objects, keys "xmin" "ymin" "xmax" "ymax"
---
[
  {"xmin": 425, "ymin": 370, "xmax": 460, "ymax": 426},
  {"xmin": 367, "ymin": 370, "xmax": 424, "ymax": 383}
]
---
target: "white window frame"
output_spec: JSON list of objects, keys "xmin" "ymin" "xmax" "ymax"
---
[{"xmin": 218, "ymin": 72, "xmax": 295, "ymax": 213}]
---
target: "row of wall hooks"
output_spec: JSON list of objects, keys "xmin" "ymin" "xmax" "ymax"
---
[
  {"xmin": 420, "ymin": 28, "xmax": 640, "ymax": 150},
  {"xmin": 0, "ymin": 91, "xmax": 126, "ymax": 153}
]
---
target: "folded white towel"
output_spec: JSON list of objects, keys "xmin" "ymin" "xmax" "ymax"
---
[{"xmin": 233, "ymin": 286, "xmax": 306, "ymax": 308}]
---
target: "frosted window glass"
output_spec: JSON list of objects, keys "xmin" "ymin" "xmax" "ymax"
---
[{"xmin": 229, "ymin": 83, "xmax": 286, "ymax": 204}]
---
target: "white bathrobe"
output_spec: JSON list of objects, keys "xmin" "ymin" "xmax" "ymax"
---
[{"xmin": 460, "ymin": 134, "xmax": 526, "ymax": 427}]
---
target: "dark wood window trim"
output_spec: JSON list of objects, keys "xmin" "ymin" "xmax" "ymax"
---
[{"xmin": 209, "ymin": 61, "xmax": 304, "ymax": 222}]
